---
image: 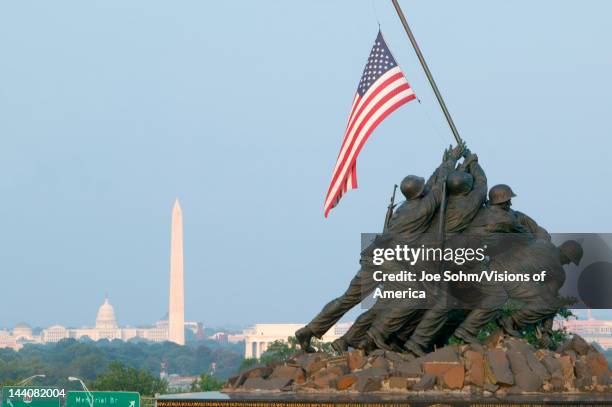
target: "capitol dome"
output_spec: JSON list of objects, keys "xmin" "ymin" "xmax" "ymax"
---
[
  {"xmin": 95, "ymin": 297, "xmax": 118, "ymax": 329},
  {"xmin": 12, "ymin": 323, "xmax": 33, "ymax": 339}
]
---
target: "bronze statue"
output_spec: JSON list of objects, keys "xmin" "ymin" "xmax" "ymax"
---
[
  {"xmin": 296, "ymin": 147, "xmax": 578, "ymax": 358},
  {"xmin": 295, "ymin": 144, "xmax": 463, "ymax": 353},
  {"xmin": 499, "ymin": 240, "xmax": 584, "ymax": 339},
  {"xmin": 404, "ymin": 186, "xmax": 550, "ymax": 354},
  {"xmin": 351, "ymin": 149, "xmax": 488, "ymax": 352}
]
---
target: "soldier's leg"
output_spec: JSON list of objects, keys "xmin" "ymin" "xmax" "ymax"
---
[
  {"xmin": 389, "ymin": 311, "xmax": 424, "ymax": 347},
  {"xmin": 362, "ymin": 268, "xmax": 437, "ymax": 352},
  {"xmin": 498, "ymin": 306, "xmax": 559, "ymax": 348},
  {"xmin": 340, "ymin": 308, "xmax": 378, "ymax": 349},
  {"xmin": 503, "ymin": 283, "xmax": 558, "ymax": 331},
  {"xmin": 502, "ymin": 275, "xmax": 560, "ymax": 346},
  {"xmin": 509, "ymin": 306, "xmax": 557, "ymax": 328},
  {"xmin": 453, "ymin": 308, "xmax": 499, "ymax": 342},
  {"xmin": 450, "ymin": 282, "xmax": 508, "ymax": 343},
  {"xmin": 403, "ymin": 306, "xmax": 450, "ymax": 354},
  {"xmin": 305, "ymin": 264, "xmax": 378, "ymax": 338},
  {"xmin": 366, "ymin": 301, "xmax": 424, "ymax": 351}
]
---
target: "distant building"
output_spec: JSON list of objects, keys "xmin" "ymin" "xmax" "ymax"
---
[
  {"xmin": 0, "ymin": 297, "xmax": 199, "ymax": 350},
  {"xmin": 227, "ymin": 334, "xmax": 245, "ymax": 344},
  {"xmin": 0, "ymin": 330, "xmax": 18, "ymax": 350},
  {"xmin": 208, "ymin": 331, "xmax": 244, "ymax": 344},
  {"xmin": 243, "ymin": 322, "xmax": 352, "ymax": 359},
  {"xmin": 184, "ymin": 321, "xmax": 204, "ymax": 339},
  {"xmin": 158, "ymin": 362, "xmax": 204, "ymax": 391},
  {"xmin": 12, "ymin": 323, "xmax": 33, "ymax": 340},
  {"xmin": 41, "ymin": 325, "xmax": 69, "ymax": 343},
  {"xmin": 209, "ymin": 332, "xmax": 229, "ymax": 343},
  {"xmin": 166, "ymin": 375, "xmax": 199, "ymax": 391},
  {"xmin": 558, "ymin": 310, "xmax": 612, "ymax": 350},
  {"xmin": 44, "ymin": 297, "xmax": 171, "ymax": 342},
  {"xmin": 1, "ymin": 199, "xmax": 194, "ymax": 351}
]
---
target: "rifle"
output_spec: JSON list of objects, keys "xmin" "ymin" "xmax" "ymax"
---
[{"xmin": 383, "ymin": 184, "xmax": 398, "ymax": 232}]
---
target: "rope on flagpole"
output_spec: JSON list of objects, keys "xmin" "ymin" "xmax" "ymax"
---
[
  {"xmin": 373, "ymin": 12, "xmax": 448, "ymax": 148},
  {"xmin": 371, "ymin": 0, "xmax": 382, "ymax": 29},
  {"xmin": 416, "ymin": 96, "xmax": 453, "ymax": 147},
  {"xmin": 390, "ymin": 0, "xmax": 463, "ymax": 145}
]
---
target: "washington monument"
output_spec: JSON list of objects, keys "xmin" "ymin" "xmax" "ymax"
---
[{"xmin": 168, "ymin": 198, "xmax": 185, "ymax": 345}]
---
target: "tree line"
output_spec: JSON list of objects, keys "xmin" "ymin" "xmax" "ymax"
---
[{"xmin": 0, "ymin": 338, "xmax": 243, "ymax": 392}]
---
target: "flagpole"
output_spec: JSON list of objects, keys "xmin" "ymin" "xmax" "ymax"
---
[{"xmin": 390, "ymin": 0, "xmax": 463, "ymax": 144}]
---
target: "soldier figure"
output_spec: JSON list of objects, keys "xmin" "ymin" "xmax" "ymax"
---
[
  {"xmin": 403, "ymin": 184, "xmax": 546, "ymax": 355},
  {"xmin": 498, "ymin": 240, "xmax": 583, "ymax": 341},
  {"xmin": 297, "ymin": 138, "xmax": 582, "ymax": 358},
  {"xmin": 295, "ymin": 145, "xmax": 463, "ymax": 352},
  {"xmin": 353, "ymin": 149, "xmax": 488, "ymax": 352}
]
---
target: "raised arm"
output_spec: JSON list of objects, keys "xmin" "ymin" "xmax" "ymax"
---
[
  {"xmin": 426, "ymin": 143, "xmax": 464, "ymax": 189},
  {"xmin": 464, "ymin": 152, "xmax": 487, "ymax": 203}
]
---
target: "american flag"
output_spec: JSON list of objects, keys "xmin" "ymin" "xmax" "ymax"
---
[{"xmin": 324, "ymin": 31, "xmax": 416, "ymax": 217}]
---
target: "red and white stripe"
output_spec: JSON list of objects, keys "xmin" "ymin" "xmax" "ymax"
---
[{"xmin": 324, "ymin": 67, "xmax": 416, "ymax": 217}]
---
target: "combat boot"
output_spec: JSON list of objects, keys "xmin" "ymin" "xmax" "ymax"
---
[
  {"xmin": 499, "ymin": 315, "xmax": 521, "ymax": 337},
  {"xmin": 331, "ymin": 338, "xmax": 348, "ymax": 353},
  {"xmin": 356, "ymin": 337, "xmax": 377, "ymax": 354},
  {"xmin": 295, "ymin": 326, "xmax": 316, "ymax": 353},
  {"xmin": 453, "ymin": 330, "xmax": 480, "ymax": 345},
  {"xmin": 368, "ymin": 330, "xmax": 392, "ymax": 351},
  {"xmin": 403, "ymin": 340, "xmax": 426, "ymax": 357}
]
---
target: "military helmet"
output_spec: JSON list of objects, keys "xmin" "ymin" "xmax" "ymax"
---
[
  {"xmin": 488, "ymin": 184, "xmax": 516, "ymax": 205},
  {"xmin": 400, "ymin": 175, "xmax": 426, "ymax": 200},
  {"xmin": 559, "ymin": 240, "xmax": 584, "ymax": 266},
  {"xmin": 447, "ymin": 171, "xmax": 474, "ymax": 196}
]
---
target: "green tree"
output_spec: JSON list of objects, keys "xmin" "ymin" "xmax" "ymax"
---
[
  {"xmin": 259, "ymin": 340, "xmax": 297, "ymax": 365},
  {"xmin": 91, "ymin": 362, "xmax": 168, "ymax": 396},
  {"xmin": 0, "ymin": 339, "xmax": 243, "ymax": 386},
  {"xmin": 238, "ymin": 358, "xmax": 259, "ymax": 372},
  {"xmin": 236, "ymin": 337, "xmax": 333, "ymax": 375},
  {"xmin": 189, "ymin": 373, "xmax": 224, "ymax": 392}
]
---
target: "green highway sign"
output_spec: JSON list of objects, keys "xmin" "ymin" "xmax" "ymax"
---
[
  {"xmin": 66, "ymin": 392, "xmax": 140, "ymax": 407},
  {"xmin": 2, "ymin": 387, "xmax": 62, "ymax": 407}
]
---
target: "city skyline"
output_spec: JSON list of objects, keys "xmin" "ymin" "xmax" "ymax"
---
[{"xmin": 0, "ymin": 201, "xmax": 194, "ymax": 349}]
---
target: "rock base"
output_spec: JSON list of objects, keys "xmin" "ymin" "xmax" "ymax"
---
[{"xmin": 226, "ymin": 333, "xmax": 612, "ymax": 396}]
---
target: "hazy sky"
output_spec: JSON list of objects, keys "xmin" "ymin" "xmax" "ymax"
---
[{"xmin": 1, "ymin": 0, "xmax": 611, "ymax": 329}]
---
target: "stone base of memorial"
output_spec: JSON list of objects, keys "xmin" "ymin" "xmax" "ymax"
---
[
  {"xmin": 203, "ymin": 333, "xmax": 612, "ymax": 405},
  {"xmin": 157, "ymin": 392, "xmax": 612, "ymax": 407}
]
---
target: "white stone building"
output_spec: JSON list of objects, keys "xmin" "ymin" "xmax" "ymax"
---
[
  {"xmin": 243, "ymin": 322, "xmax": 352, "ymax": 359},
  {"xmin": 1, "ymin": 297, "xmax": 197, "ymax": 350},
  {"xmin": 0, "ymin": 330, "xmax": 19, "ymax": 350},
  {"xmin": 558, "ymin": 311, "xmax": 612, "ymax": 350}
]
